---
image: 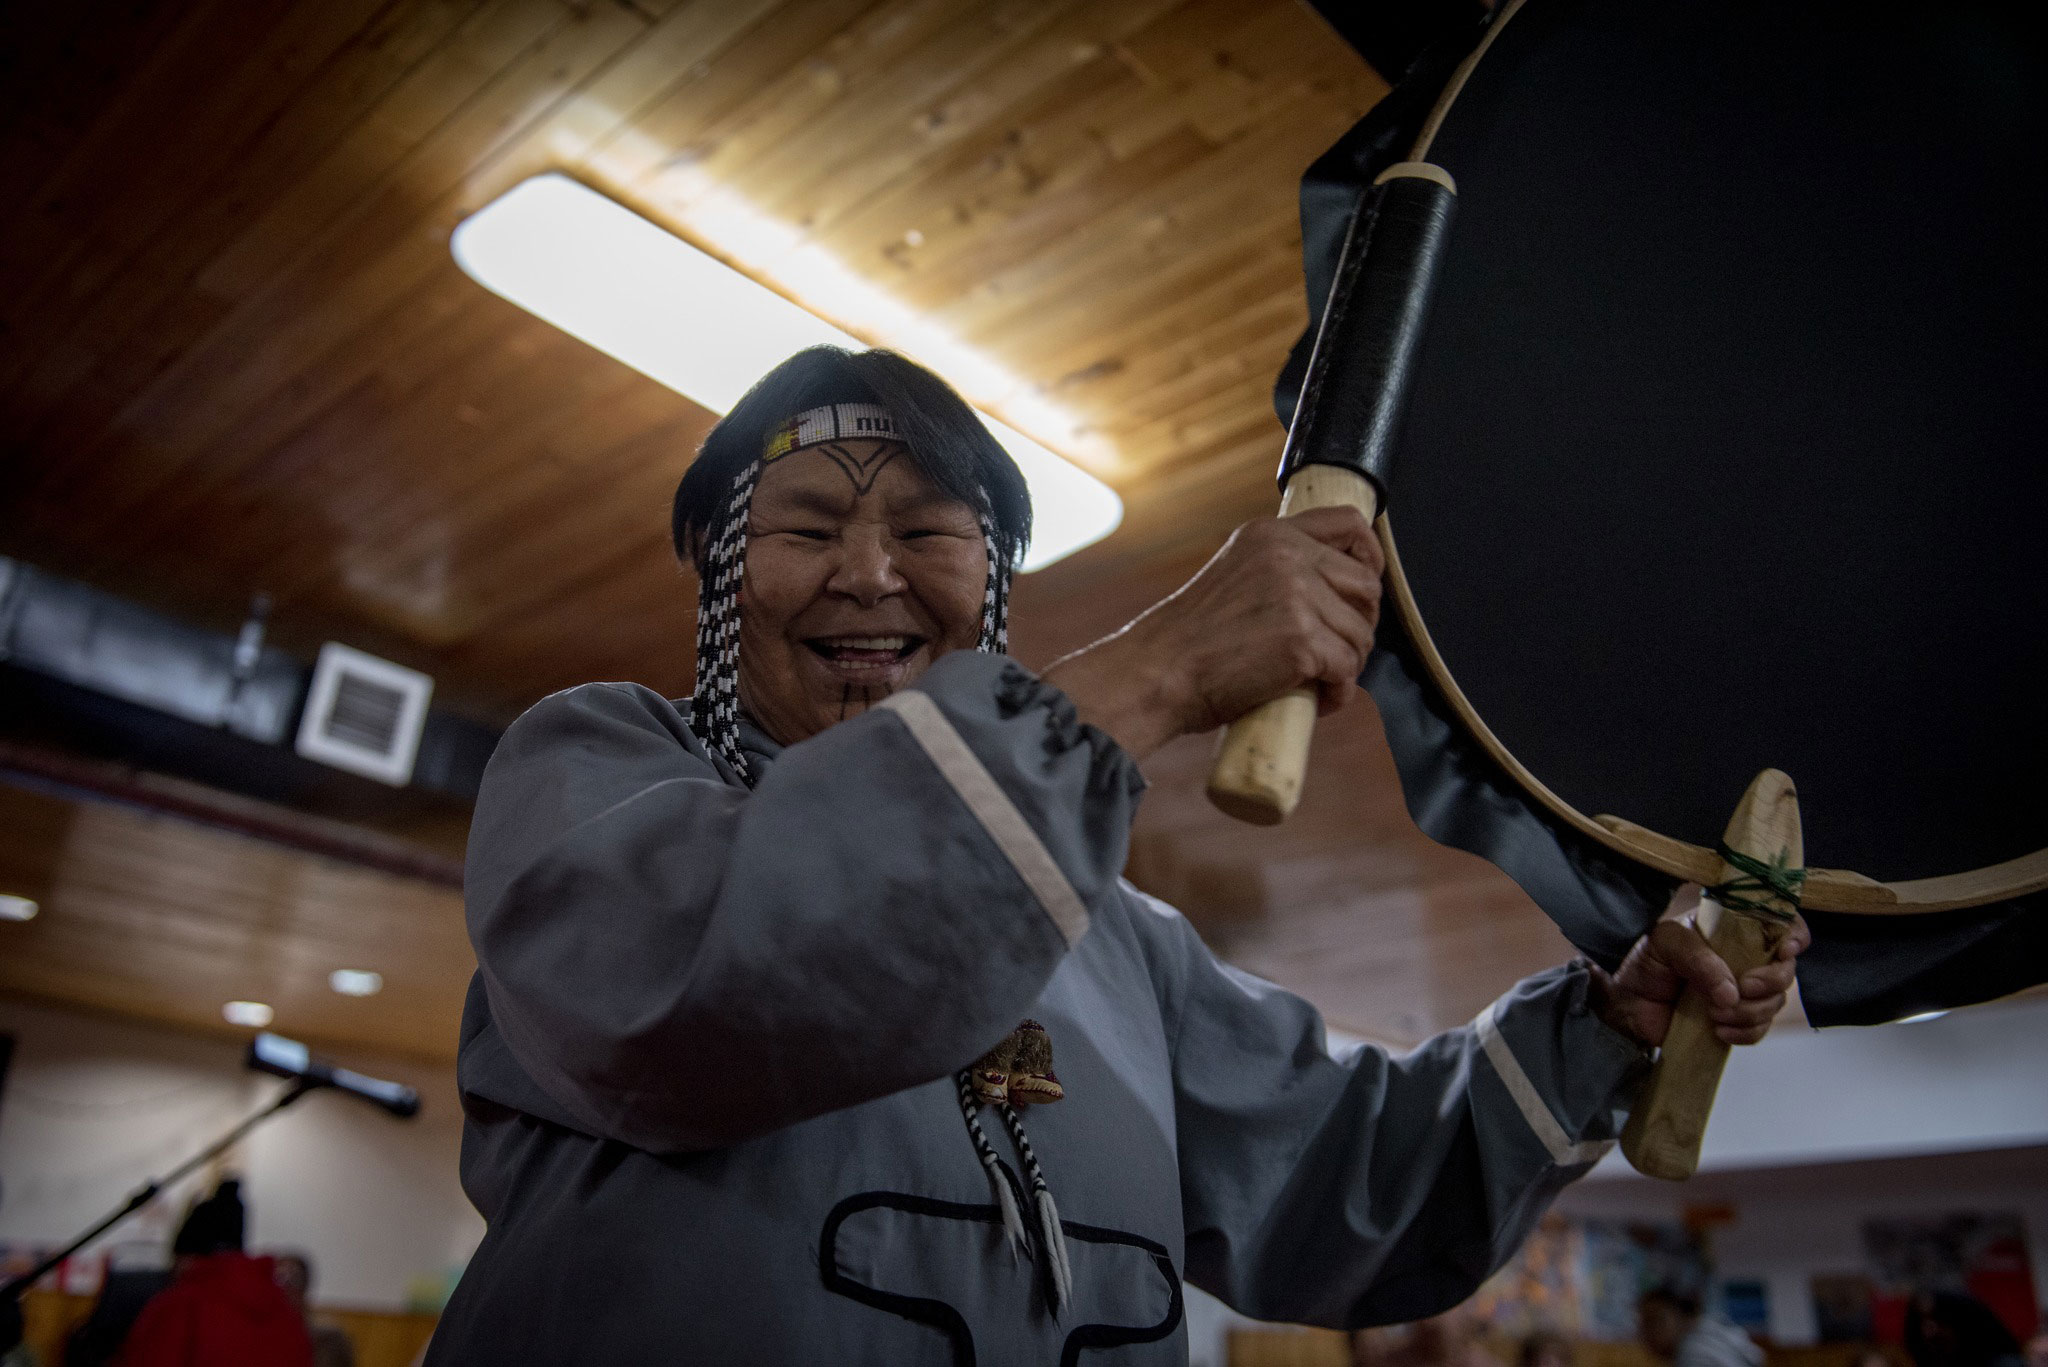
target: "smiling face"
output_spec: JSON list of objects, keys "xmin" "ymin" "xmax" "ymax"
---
[{"xmin": 735, "ymin": 438, "xmax": 989, "ymax": 745}]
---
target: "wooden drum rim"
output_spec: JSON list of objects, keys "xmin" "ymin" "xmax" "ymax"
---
[
  {"xmin": 1368, "ymin": 0, "xmax": 2047, "ymax": 915},
  {"xmin": 1378, "ymin": 517, "xmax": 2048, "ymax": 914}
]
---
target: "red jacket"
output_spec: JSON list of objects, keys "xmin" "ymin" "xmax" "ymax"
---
[{"xmin": 118, "ymin": 1253, "xmax": 313, "ymax": 1367}]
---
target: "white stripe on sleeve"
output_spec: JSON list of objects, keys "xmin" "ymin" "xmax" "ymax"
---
[
  {"xmin": 877, "ymin": 690, "xmax": 1091, "ymax": 946},
  {"xmin": 1473, "ymin": 1000, "xmax": 1614, "ymax": 1167}
]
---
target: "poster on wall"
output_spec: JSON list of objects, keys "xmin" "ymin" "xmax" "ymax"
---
[
  {"xmin": 1470, "ymin": 1217, "xmax": 1585, "ymax": 1337},
  {"xmin": 1470, "ymin": 1218, "xmax": 1709, "ymax": 1340},
  {"xmin": 1583, "ymin": 1223, "xmax": 1711, "ymax": 1340},
  {"xmin": 1862, "ymin": 1213, "xmax": 2039, "ymax": 1345},
  {"xmin": 1721, "ymin": 1280, "xmax": 1770, "ymax": 1334}
]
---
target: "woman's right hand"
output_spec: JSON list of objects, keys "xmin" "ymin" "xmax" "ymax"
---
[{"xmin": 1041, "ymin": 506, "xmax": 1384, "ymax": 762}]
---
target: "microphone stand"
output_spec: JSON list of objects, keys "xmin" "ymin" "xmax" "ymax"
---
[{"xmin": 1, "ymin": 1076, "xmax": 318, "ymax": 1310}]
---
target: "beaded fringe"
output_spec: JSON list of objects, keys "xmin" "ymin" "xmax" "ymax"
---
[
  {"xmin": 956, "ymin": 1069, "xmax": 1029, "ymax": 1259},
  {"xmin": 993, "ymin": 1090, "xmax": 1073, "ymax": 1313},
  {"xmin": 955, "ymin": 1068, "xmax": 1074, "ymax": 1315}
]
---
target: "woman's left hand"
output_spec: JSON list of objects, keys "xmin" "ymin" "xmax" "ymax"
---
[{"xmin": 1588, "ymin": 896, "xmax": 1811, "ymax": 1048}]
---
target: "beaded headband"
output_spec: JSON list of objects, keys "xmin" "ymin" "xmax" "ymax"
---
[
  {"xmin": 763, "ymin": 403, "xmax": 902, "ymax": 460},
  {"xmin": 690, "ymin": 403, "xmax": 1011, "ymax": 788}
]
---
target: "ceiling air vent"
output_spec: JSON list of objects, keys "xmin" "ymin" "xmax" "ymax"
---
[{"xmin": 294, "ymin": 643, "xmax": 433, "ymax": 786}]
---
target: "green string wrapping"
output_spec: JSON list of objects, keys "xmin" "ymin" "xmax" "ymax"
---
[{"xmin": 1706, "ymin": 842, "xmax": 1804, "ymax": 924}]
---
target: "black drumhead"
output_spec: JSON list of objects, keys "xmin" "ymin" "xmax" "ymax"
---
[{"xmin": 1389, "ymin": 0, "xmax": 2047, "ymax": 882}]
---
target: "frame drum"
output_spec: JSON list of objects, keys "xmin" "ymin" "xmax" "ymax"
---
[{"xmin": 1287, "ymin": 0, "xmax": 2048, "ymax": 1019}]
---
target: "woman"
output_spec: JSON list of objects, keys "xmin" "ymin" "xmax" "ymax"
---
[
  {"xmin": 117, "ymin": 1180, "xmax": 311, "ymax": 1367},
  {"xmin": 427, "ymin": 347, "xmax": 1800, "ymax": 1365}
]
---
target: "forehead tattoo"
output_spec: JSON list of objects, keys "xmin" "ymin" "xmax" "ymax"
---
[
  {"xmin": 689, "ymin": 401, "xmax": 1012, "ymax": 791},
  {"xmin": 814, "ymin": 440, "xmax": 901, "ymax": 496}
]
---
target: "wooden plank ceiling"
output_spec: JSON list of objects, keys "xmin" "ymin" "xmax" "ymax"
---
[
  {"xmin": 0, "ymin": 0, "xmax": 1581, "ymax": 1063},
  {"xmin": 0, "ymin": 782, "xmax": 471, "ymax": 1064}
]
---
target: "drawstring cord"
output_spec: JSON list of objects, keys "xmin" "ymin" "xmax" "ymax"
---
[
  {"xmin": 955, "ymin": 1069, "xmax": 1029, "ymax": 1260},
  {"xmin": 955, "ymin": 1067, "xmax": 1074, "ymax": 1316},
  {"xmin": 954, "ymin": 1016, "xmax": 1073, "ymax": 1316},
  {"xmin": 993, "ymin": 1093, "xmax": 1073, "ymax": 1312}
]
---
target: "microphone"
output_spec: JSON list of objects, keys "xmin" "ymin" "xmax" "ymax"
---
[{"xmin": 246, "ymin": 1033, "xmax": 421, "ymax": 1118}]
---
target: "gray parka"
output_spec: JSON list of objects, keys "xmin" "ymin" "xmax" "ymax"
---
[{"xmin": 426, "ymin": 651, "xmax": 1646, "ymax": 1365}]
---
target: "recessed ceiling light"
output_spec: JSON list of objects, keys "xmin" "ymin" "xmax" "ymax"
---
[
  {"xmin": 0, "ymin": 895, "xmax": 37, "ymax": 922},
  {"xmin": 451, "ymin": 174, "xmax": 1123, "ymax": 570},
  {"xmin": 222, "ymin": 1001, "xmax": 275, "ymax": 1028},
  {"xmin": 329, "ymin": 969, "xmax": 383, "ymax": 997}
]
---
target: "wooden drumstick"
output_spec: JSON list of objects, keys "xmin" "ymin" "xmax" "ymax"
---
[
  {"xmin": 1207, "ymin": 162, "xmax": 1457, "ymax": 825},
  {"xmin": 1206, "ymin": 467, "xmax": 1378, "ymax": 824},
  {"xmin": 1620, "ymin": 769, "xmax": 1804, "ymax": 1180}
]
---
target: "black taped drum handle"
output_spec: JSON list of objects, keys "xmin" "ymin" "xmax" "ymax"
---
[
  {"xmin": 1278, "ymin": 162, "xmax": 1458, "ymax": 503},
  {"xmin": 1208, "ymin": 163, "xmax": 1457, "ymax": 827}
]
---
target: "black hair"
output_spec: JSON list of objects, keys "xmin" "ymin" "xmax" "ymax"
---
[
  {"xmin": 172, "ymin": 1177, "xmax": 245, "ymax": 1257},
  {"xmin": 1518, "ymin": 1331, "xmax": 1573, "ymax": 1367},
  {"xmin": 671, "ymin": 345, "xmax": 1032, "ymax": 570},
  {"xmin": 675, "ymin": 346, "xmax": 1024, "ymax": 785},
  {"xmin": 1906, "ymin": 1291, "xmax": 2022, "ymax": 1365},
  {"xmin": 1640, "ymin": 1286, "xmax": 1701, "ymax": 1318}
]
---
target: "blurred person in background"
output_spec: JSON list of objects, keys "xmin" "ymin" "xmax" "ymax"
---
[
  {"xmin": 1518, "ymin": 1329, "xmax": 1573, "ymax": 1367},
  {"xmin": 1638, "ymin": 1286, "xmax": 1761, "ymax": 1367},
  {"xmin": 1905, "ymin": 1291, "xmax": 2024, "ymax": 1367},
  {"xmin": 1353, "ymin": 1311, "xmax": 1504, "ymax": 1367},
  {"xmin": 272, "ymin": 1255, "xmax": 354, "ymax": 1367},
  {"xmin": 1405, "ymin": 1311, "xmax": 1506, "ymax": 1367},
  {"xmin": 117, "ymin": 1179, "xmax": 310, "ymax": 1367}
]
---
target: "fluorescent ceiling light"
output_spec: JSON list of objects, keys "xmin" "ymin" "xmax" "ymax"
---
[
  {"xmin": 222, "ymin": 1000, "xmax": 275, "ymax": 1028},
  {"xmin": 452, "ymin": 174, "xmax": 1121, "ymax": 570},
  {"xmin": 329, "ymin": 968, "xmax": 384, "ymax": 997},
  {"xmin": 0, "ymin": 894, "xmax": 36, "ymax": 922}
]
